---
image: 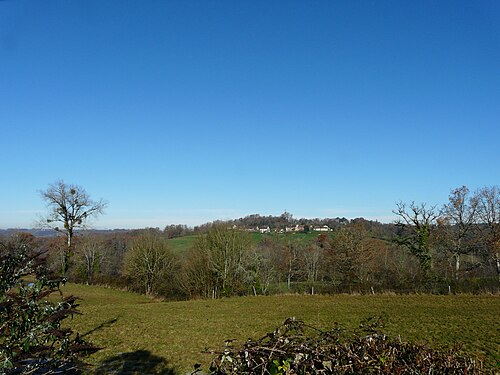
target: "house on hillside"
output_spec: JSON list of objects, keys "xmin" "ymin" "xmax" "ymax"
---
[
  {"xmin": 285, "ymin": 224, "xmax": 305, "ymax": 233},
  {"xmin": 312, "ymin": 225, "xmax": 331, "ymax": 232}
]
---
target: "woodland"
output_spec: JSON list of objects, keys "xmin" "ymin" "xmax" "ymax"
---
[{"xmin": 3, "ymin": 183, "xmax": 499, "ymax": 299}]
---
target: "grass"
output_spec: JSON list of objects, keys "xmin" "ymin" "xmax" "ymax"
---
[
  {"xmin": 166, "ymin": 235, "xmax": 198, "ymax": 254},
  {"xmin": 167, "ymin": 232, "xmax": 323, "ymax": 256},
  {"xmin": 250, "ymin": 231, "xmax": 324, "ymax": 243},
  {"xmin": 61, "ymin": 284, "xmax": 500, "ymax": 373}
]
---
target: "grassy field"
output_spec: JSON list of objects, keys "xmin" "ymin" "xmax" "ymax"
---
[
  {"xmin": 166, "ymin": 232, "xmax": 322, "ymax": 255},
  {"xmin": 166, "ymin": 235, "xmax": 199, "ymax": 254},
  {"xmin": 248, "ymin": 231, "xmax": 322, "ymax": 243},
  {"xmin": 61, "ymin": 284, "xmax": 500, "ymax": 373}
]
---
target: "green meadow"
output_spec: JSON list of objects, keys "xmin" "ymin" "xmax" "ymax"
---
[
  {"xmin": 166, "ymin": 235, "xmax": 199, "ymax": 254},
  {"xmin": 60, "ymin": 284, "xmax": 500, "ymax": 373},
  {"xmin": 166, "ymin": 232, "xmax": 323, "ymax": 256}
]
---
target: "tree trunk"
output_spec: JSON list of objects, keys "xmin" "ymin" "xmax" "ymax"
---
[
  {"xmin": 63, "ymin": 231, "xmax": 73, "ymax": 277},
  {"xmin": 495, "ymin": 252, "xmax": 500, "ymax": 283}
]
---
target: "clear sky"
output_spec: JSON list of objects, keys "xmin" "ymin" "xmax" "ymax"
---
[{"xmin": 1, "ymin": 1, "xmax": 499, "ymax": 229}]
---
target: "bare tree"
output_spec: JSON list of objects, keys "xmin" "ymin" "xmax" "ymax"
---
[
  {"xmin": 476, "ymin": 186, "xmax": 500, "ymax": 280},
  {"xmin": 192, "ymin": 225, "xmax": 252, "ymax": 298},
  {"xmin": 76, "ymin": 235, "xmax": 105, "ymax": 285},
  {"xmin": 39, "ymin": 180, "xmax": 106, "ymax": 276},
  {"xmin": 325, "ymin": 223, "xmax": 372, "ymax": 290},
  {"xmin": 302, "ymin": 244, "xmax": 323, "ymax": 284},
  {"xmin": 181, "ymin": 247, "xmax": 216, "ymax": 298},
  {"xmin": 393, "ymin": 201, "xmax": 439, "ymax": 276},
  {"xmin": 246, "ymin": 247, "xmax": 277, "ymax": 295},
  {"xmin": 123, "ymin": 233, "xmax": 176, "ymax": 296},
  {"xmin": 281, "ymin": 239, "xmax": 302, "ymax": 290},
  {"xmin": 441, "ymin": 186, "xmax": 479, "ymax": 280}
]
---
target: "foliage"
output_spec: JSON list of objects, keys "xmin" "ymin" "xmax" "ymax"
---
[
  {"xmin": 208, "ymin": 317, "xmax": 487, "ymax": 374},
  {"xmin": 0, "ymin": 234, "xmax": 97, "ymax": 373}
]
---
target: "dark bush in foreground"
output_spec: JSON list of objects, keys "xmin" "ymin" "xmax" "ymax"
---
[
  {"xmin": 207, "ymin": 317, "xmax": 488, "ymax": 374},
  {"xmin": 0, "ymin": 235, "xmax": 98, "ymax": 374}
]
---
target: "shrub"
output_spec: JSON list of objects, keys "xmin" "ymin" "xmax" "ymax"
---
[{"xmin": 0, "ymin": 235, "xmax": 98, "ymax": 373}]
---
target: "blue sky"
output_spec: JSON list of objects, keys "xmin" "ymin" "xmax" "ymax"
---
[{"xmin": 1, "ymin": 1, "xmax": 499, "ymax": 229}]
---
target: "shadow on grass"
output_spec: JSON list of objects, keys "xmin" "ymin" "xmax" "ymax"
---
[
  {"xmin": 82, "ymin": 318, "xmax": 119, "ymax": 338},
  {"xmin": 92, "ymin": 350, "xmax": 178, "ymax": 375}
]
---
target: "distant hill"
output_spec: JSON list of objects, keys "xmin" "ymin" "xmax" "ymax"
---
[
  {"xmin": 0, "ymin": 214, "xmax": 394, "ymax": 240},
  {"xmin": 0, "ymin": 228, "xmax": 132, "ymax": 238},
  {"xmin": 0, "ymin": 228, "xmax": 56, "ymax": 237}
]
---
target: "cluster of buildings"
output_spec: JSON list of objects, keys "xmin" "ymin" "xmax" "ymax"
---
[{"xmin": 250, "ymin": 225, "xmax": 332, "ymax": 234}]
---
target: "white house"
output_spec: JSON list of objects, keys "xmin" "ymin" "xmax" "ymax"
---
[{"xmin": 312, "ymin": 225, "xmax": 331, "ymax": 232}]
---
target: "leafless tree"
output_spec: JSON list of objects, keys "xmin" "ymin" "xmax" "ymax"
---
[
  {"xmin": 476, "ymin": 186, "xmax": 500, "ymax": 280},
  {"xmin": 180, "ymin": 247, "xmax": 215, "ymax": 298},
  {"xmin": 196, "ymin": 225, "xmax": 251, "ymax": 297},
  {"xmin": 180, "ymin": 225, "xmax": 253, "ymax": 298},
  {"xmin": 76, "ymin": 235, "xmax": 105, "ymax": 285},
  {"xmin": 281, "ymin": 239, "xmax": 302, "ymax": 290},
  {"xmin": 39, "ymin": 180, "xmax": 106, "ymax": 276},
  {"xmin": 325, "ymin": 223, "xmax": 372, "ymax": 290},
  {"xmin": 303, "ymin": 244, "xmax": 323, "ymax": 284},
  {"xmin": 441, "ymin": 186, "xmax": 479, "ymax": 280},
  {"xmin": 123, "ymin": 233, "xmax": 176, "ymax": 296},
  {"xmin": 393, "ymin": 201, "xmax": 439, "ymax": 276},
  {"xmin": 246, "ymin": 247, "xmax": 277, "ymax": 295}
]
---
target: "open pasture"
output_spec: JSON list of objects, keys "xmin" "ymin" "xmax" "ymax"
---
[
  {"xmin": 165, "ymin": 232, "xmax": 320, "ymax": 255},
  {"xmin": 62, "ymin": 284, "xmax": 500, "ymax": 372}
]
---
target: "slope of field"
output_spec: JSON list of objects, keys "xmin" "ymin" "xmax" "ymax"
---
[
  {"xmin": 166, "ymin": 232, "xmax": 322, "ymax": 255},
  {"xmin": 166, "ymin": 235, "xmax": 198, "ymax": 254},
  {"xmin": 62, "ymin": 284, "xmax": 500, "ymax": 373}
]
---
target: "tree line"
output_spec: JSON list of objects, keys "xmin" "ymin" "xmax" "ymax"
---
[{"xmin": 2, "ymin": 182, "xmax": 499, "ymax": 299}]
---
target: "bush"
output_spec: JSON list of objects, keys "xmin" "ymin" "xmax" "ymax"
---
[
  {"xmin": 207, "ymin": 317, "xmax": 488, "ymax": 374},
  {"xmin": 0, "ymin": 235, "xmax": 98, "ymax": 373}
]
